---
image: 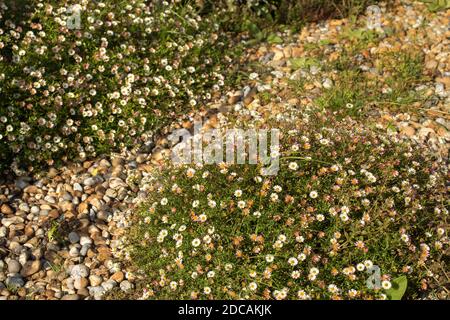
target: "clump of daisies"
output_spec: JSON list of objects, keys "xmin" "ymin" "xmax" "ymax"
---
[
  {"xmin": 0, "ymin": 0, "xmax": 242, "ymax": 173},
  {"xmin": 129, "ymin": 108, "xmax": 449, "ymax": 300}
]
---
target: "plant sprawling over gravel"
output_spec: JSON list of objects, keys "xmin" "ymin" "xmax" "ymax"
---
[
  {"xmin": 129, "ymin": 108, "xmax": 449, "ymax": 300},
  {"xmin": 0, "ymin": 0, "xmax": 241, "ymax": 173}
]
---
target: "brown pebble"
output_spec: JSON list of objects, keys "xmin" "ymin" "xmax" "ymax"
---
[
  {"xmin": 1, "ymin": 204, "xmax": 13, "ymax": 215},
  {"xmin": 111, "ymin": 271, "xmax": 124, "ymax": 283}
]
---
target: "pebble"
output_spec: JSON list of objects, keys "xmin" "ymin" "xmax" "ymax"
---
[
  {"xmin": 322, "ymin": 78, "xmax": 333, "ymax": 89},
  {"xmin": 80, "ymin": 244, "xmax": 90, "ymax": 257},
  {"xmin": 120, "ymin": 280, "xmax": 133, "ymax": 292},
  {"xmin": 68, "ymin": 232, "xmax": 80, "ymax": 244},
  {"xmin": 69, "ymin": 247, "xmax": 80, "ymax": 257},
  {"xmin": 102, "ymin": 279, "xmax": 117, "ymax": 291},
  {"xmin": 89, "ymin": 275, "xmax": 103, "ymax": 287},
  {"xmin": 61, "ymin": 294, "xmax": 80, "ymax": 300},
  {"xmin": 111, "ymin": 271, "xmax": 124, "ymax": 283},
  {"xmin": 7, "ymin": 260, "xmax": 21, "ymax": 274},
  {"xmin": 89, "ymin": 286, "xmax": 106, "ymax": 299},
  {"xmin": 30, "ymin": 206, "xmax": 40, "ymax": 215},
  {"xmin": 70, "ymin": 264, "xmax": 90, "ymax": 279},
  {"xmin": 0, "ymin": 204, "xmax": 13, "ymax": 215},
  {"xmin": 5, "ymin": 276, "xmax": 24, "ymax": 289},
  {"xmin": 109, "ymin": 178, "xmax": 127, "ymax": 189},
  {"xmin": 74, "ymin": 277, "xmax": 89, "ymax": 290},
  {"xmin": 20, "ymin": 260, "xmax": 41, "ymax": 277}
]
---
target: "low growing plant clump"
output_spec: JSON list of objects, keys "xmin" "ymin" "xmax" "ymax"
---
[
  {"xmin": 130, "ymin": 109, "xmax": 449, "ymax": 300},
  {"xmin": 0, "ymin": 0, "xmax": 242, "ymax": 173}
]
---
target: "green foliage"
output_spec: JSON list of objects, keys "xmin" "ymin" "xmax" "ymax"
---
[
  {"xmin": 290, "ymin": 57, "xmax": 319, "ymax": 70},
  {"xmin": 266, "ymin": 34, "xmax": 283, "ymax": 44},
  {"xmin": 420, "ymin": 0, "xmax": 450, "ymax": 11},
  {"xmin": 0, "ymin": 0, "xmax": 242, "ymax": 173},
  {"xmin": 47, "ymin": 220, "xmax": 62, "ymax": 243},
  {"xmin": 129, "ymin": 109, "xmax": 449, "ymax": 300},
  {"xmin": 386, "ymin": 276, "xmax": 408, "ymax": 300},
  {"xmin": 291, "ymin": 44, "xmax": 429, "ymax": 118}
]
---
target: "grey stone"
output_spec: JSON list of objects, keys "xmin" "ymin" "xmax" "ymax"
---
[
  {"xmin": 88, "ymin": 285, "xmax": 106, "ymax": 298},
  {"xmin": 83, "ymin": 176, "xmax": 103, "ymax": 187},
  {"xmin": 30, "ymin": 206, "xmax": 40, "ymax": 215},
  {"xmin": 7, "ymin": 260, "xmax": 21, "ymax": 274},
  {"xmin": 120, "ymin": 280, "xmax": 133, "ymax": 292},
  {"xmin": 102, "ymin": 279, "xmax": 117, "ymax": 291},
  {"xmin": 109, "ymin": 178, "xmax": 127, "ymax": 189},
  {"xmin": 70, "ymin": 264, "xmax": 90, "ymax": 279},
  {"xmin": 68, "ymin": 232, "xmax": 80, "ymax": 244},
  {"xmin": 5, "ymin": 275, "xmax": 24, "ymax": 289},
  {"xmin": 80, "ymin": 244, "xmax": 90, "ymax": 257}
]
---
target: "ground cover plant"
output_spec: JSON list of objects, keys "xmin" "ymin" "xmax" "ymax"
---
[
  {"xmin": 129, "ymin": 108, "xmax": 449, "ymax": 300},
  {"xmin": 0, "ymin": 0, "xmax": 244, "ymax": 173},
  {"xmin": 288, "ymin": 22, "xmax": 433, "ymax": 119}
]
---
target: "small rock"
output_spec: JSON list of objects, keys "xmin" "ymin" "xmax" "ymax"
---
[
  {"xmin": 272, "ymin": 49, "xmax": 284, "ymax": 61},
  {"xmin": 5, "ymin": 276, "xmax": 24, "ymax": 289},
  {"xmin": 120, "ymin": 280, "xmax": 133, "ymax": 292},
  {"xmin": 89, "ymin": 275, "xmax": 103, "ymax": 287},
  {"xmin": 111, "ymin": 271, "xmax": 124, "ymax": 283},
  {"xmin": 18, "ymin": 203, "xmax": 30, "ymax": 212},
  {"xmin": 61, "ymin": 294, "xmax": 80, "ymax": 300},
  {"xmin": 80, "ymin": 236, "xmax": 92, "ymax": 246},
  {"xmin": 85, "ymin": 176, "xmax": 103, "ymax": 187},
  {"xmin": 70, "ymin": 264, "xmax": 90, "ymax": 279},
  {"xmin": 400, "ymin": 126, "xmax": 416, "ymax": 137},
  {"xmin": 80, "ymin": 244, "xmax": 90, "ymax": 257},
  {"xmin": 24, "ymin": 185, "xmax": 39, "ymax": 194},
  {"xmin": 30, "ymin": 206, "xmax": 40, "ymax": 215},
  {"xmin": 88, "ymin": 286, "xmax": 106, "ymax": 299},
  {"xmin": 77, "ymin": 202, "xmax": 89, "ymax": 215},
  {"xmin": 7, "ymin": 260, "xmax": 21, "ymax": 274},
  {"xmin": 69, "ymin": 246, "xmax": 80, "ymax": 257},
  {"xmin": 105, "ymin": 189, "xmax": 117, "ymax": 198},
  {"xmin": 136, "ymin": 154, "xmax": 147, "ymax": 164},
  {"xmin": 74, "ymin": 277, "xmax": 89, "ymax": 290},
  {"xmin": 20, "ymin": 260, "xmax": 41, "ymax": 277},
  {"xmin": 436, "ymin": 77, "xmax": 450, "ymax": 89},
  {"xmin": 77, "ymin": 288, "xmax": 89, "ymax": 297},
  {"xmin": 47, "ymin": 168, "xmax": 58, "ymax": 178},
  {"xmin": 109, "ymin": 178, "xmax": 127, "ymax": 189},
  {"xmin": 425, "ymin": 59, "xmax": 438, "ymax": 70},
  {"xmin": 0, "ymin": 204, "xmax": 13, "ymax": 215},
  {"xmin": 102, "ymin": 279, "xmax": 117, "ymax": 291},
  {"xmin": 68, "ymin": 232, "xmax": 80, "ymax": 244},
  {"xmin": 73, "ymin": 183, "xmax": 83, "ymax": 192},
  {"xmin": 2, "ymin": 217, "xmax": 23, "ymax": 227},
  {"xmin": 243, "ymin": 87, "xmax": 257, "ymax": 106},
  {"xmin": 322, "ymin": 78, "xmax": 333, "ymax": 89}
]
